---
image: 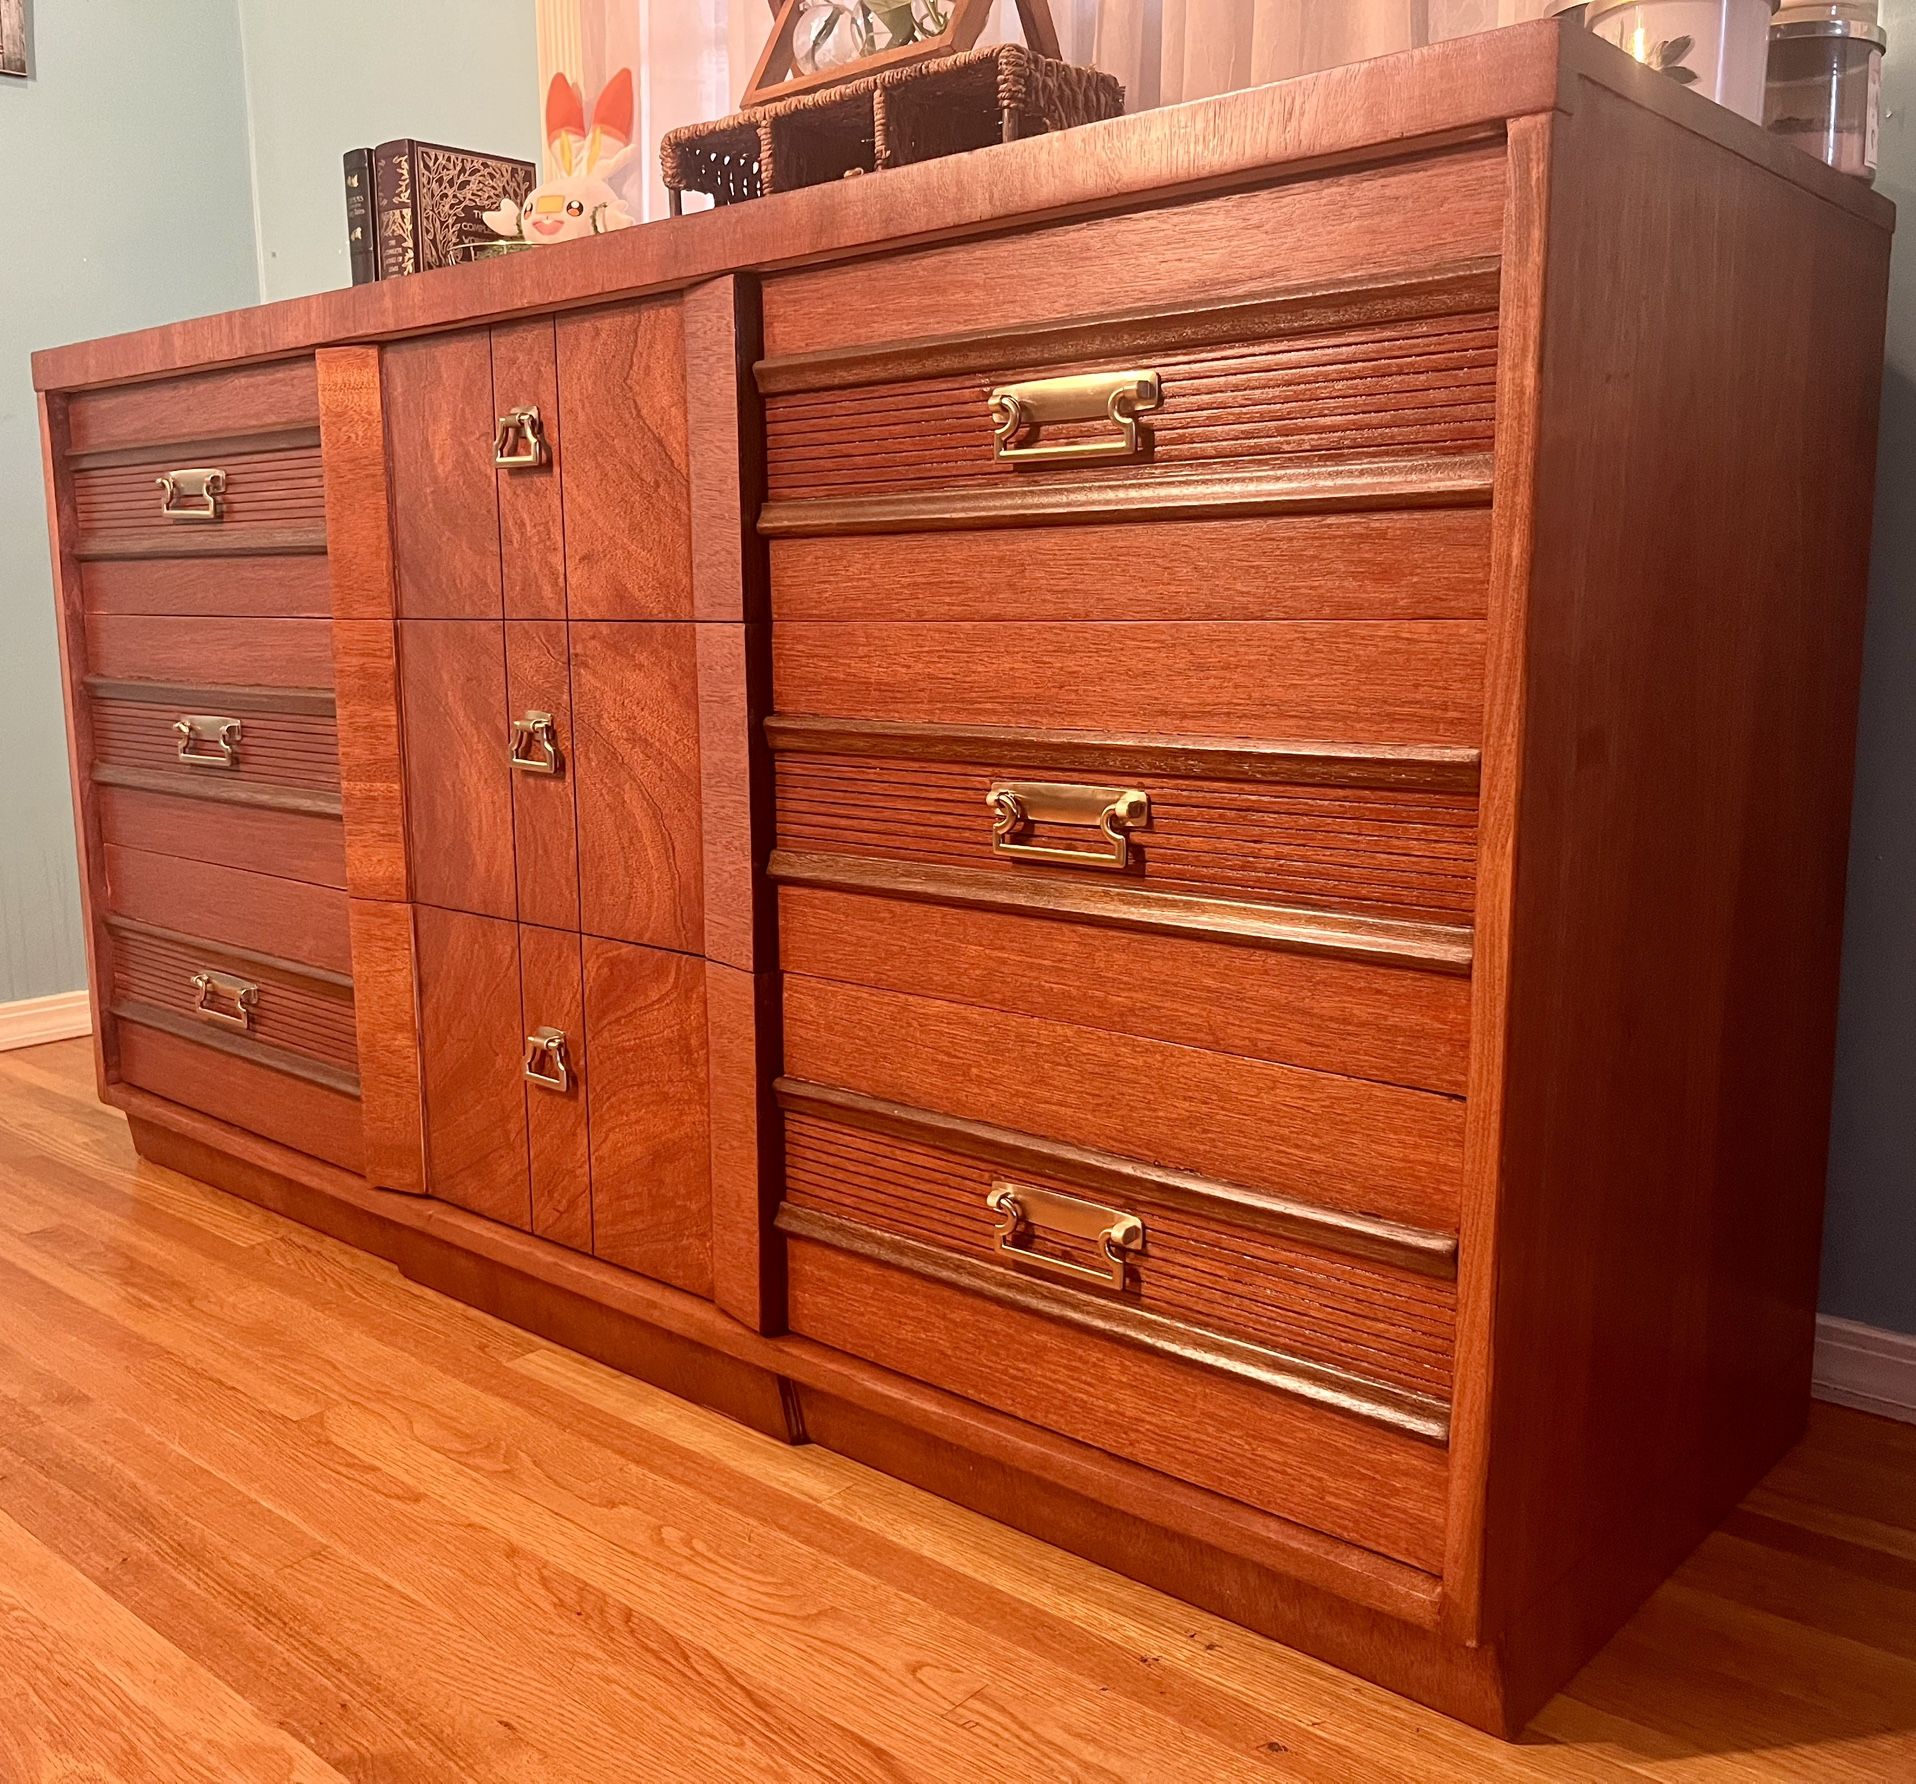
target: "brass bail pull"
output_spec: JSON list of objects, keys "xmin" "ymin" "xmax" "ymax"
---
[
  {"xmin": 156, "ymin": 467, "xmax": 227, "ymax": 523},
  {"xmin": 509, "ymin": 711, "xmax": 562, "ymax": 775},
  {"xmin": 523, "ymin": 1027, "xmax": 572, "ymax": 1092},
  {"xmin": 494, "ymin": 404, "xmax": 551, "ymax": 469},
  {"xmin": 191, "ymin": 969, "xmax": 259, "ymax": 1032},
  {"xmin": 989, "ymin": 370, "xmax": 1162, "ymax": 465},
  {"xmin": 986, "ymin": 1181, "xmax": 1144, "ymax": 1291},
  {"xmin": 174, "ymin": 715, "xmax": 243, "ymax": 770},
  {"xmin": 987, "ymin": 781, "xmax": 1149, "ymax": 871}
]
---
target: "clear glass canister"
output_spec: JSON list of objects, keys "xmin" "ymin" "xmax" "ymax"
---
[
  {"xmin": 1764, "ymin": 17, "xmax": 1887, "ymax": 180},
  {"xmin": 1588, "ymin": 0, "xmax": 1780, "ymax": 122}
]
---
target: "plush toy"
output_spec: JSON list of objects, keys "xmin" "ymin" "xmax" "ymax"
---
[{"xmin": 487, "ymin": 70, "xmax": 639, "ymax": 246}]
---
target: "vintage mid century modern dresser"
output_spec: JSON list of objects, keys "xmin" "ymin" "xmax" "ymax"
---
[{"xmin": 31, "ymin": 23, "xmax": 1894, "ymax": 1735}]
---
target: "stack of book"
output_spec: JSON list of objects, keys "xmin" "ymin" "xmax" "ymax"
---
[{"xmin": 343, "ymin": 141, "xmax": 537, "ymax": 283}]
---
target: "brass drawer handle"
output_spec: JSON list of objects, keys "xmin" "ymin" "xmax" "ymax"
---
[
  {"xmin": 155, "ymin": 468, "xmax": 226, "ymax": 523},
  {"xmin": 987, "ymin": 1181, "xmax": 1144, "ymax": 1291},
  {"xmin": 989, "ymin": 370, "xmax": 1162, "ymax": 466},
  {"xmin": 494, "ymin": 405, "xmax": 551, "ymax": 470},
  {"xmin": 523, "ymin": 1027, "xmax": 572, "ymax": 1092},
  {"xmin": 191, "ymin": 969, "xmax": 258, "ymax": 1032},
  {"xmin": 174, "ymin": 714, "xmax": 242, "ymax": 770},
  {"xmin": 509, "ymin": 711, "xmax": 562, "ymax": 776},
  {"xmin": 987, "ymin": 781, "xmax": 1148, "ymax": 871}
]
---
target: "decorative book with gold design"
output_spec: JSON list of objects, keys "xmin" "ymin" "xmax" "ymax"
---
[{"xmin": 372, "ymin": 139, "xmax": 537, "ymax": 278}]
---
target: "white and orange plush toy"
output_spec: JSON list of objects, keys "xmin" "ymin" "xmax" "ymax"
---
[{"xmin": 487, "ymin": 70, "xmax": 639, "ymax": 246}]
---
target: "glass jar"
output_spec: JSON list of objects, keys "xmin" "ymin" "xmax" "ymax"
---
[
  {"xmin": 1588, "ymin": 0, "xmax": 1779, "ymax": 120},
  {"xmin": 1764, "ymin": 13, "xmax": 1887, "ymax": 180}
]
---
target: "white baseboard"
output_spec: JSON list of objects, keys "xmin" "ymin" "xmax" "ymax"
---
[
  {"xmin": 1814, "ymin": 1315, "xmax": 1916, "ymax": 1425},
  {"xmin": 0, "ymin": 990, "xmax": 92, "ymax": 1053}
]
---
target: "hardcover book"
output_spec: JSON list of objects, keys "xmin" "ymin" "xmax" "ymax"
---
[
  {"xmin": 371, "ymin": 139, "xmax": 537, "ymax": 278},
  {"xmin": 342, "ymin": 148, "xmax": 377, "ymax": 285}
]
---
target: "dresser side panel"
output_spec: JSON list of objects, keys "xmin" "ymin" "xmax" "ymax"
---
[{"xmin": 1472, "ymin": 76, "xmax": 1892, "ymax": 1695}]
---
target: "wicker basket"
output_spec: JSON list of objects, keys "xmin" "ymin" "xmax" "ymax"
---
[{"xmin": 660, "ymin": 45, "xmax": 1123, "ymax": 214}]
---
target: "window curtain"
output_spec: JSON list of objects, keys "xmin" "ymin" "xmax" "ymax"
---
[{"xmin": 535, "ymin": 0, "xmax": 1550, "ymax": 220}]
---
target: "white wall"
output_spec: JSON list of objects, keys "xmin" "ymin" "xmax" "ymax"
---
[
  {"xmin": 0, "ymin": 0, "xmax": 262, "ymax": 1003},
  {"xmin": 235, "ymin": 0, "xmax": 539, "ymax": 302}
]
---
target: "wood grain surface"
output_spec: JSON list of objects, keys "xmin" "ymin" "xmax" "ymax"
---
[
  {"xmin": 398, "ymin": 619, "xmax": 516, "ymax": 922},
  {"xmin": 773, "ymin": 618, "xmax": 1487, "ymax": 745},
  {"xmin": 758, "ymin": 145, "xmax": 1509, "ymax": 358},
  {"xmin": 95, "ymin": 785, "xmax": 347, "ymax": 891},
  {"xmin": 2, "ymin": 1037, "xmax": 1912, "ymax": 1780},
  {"xmin": 104, "ymin": 848, "xmax": 353, "ymax": 975},
  {"xmin": 555, "ymin": 301, "xmax": 692, "ymax": 620},
  {"xmin": 413, "ymin": 906, "xmax": 530, "ymax": 1230},
  {"xmin": 583, "ymin": 937, "xmax": 712, "ymax": 1296},
  {"xmin": 62, "ymin": 358, "xmax": 321, "ymax": 449},
  {"xmin": 384, "ymin": 330, "xmax": 501, "ymax": 620},
  {"xmin": 777, "ymin": 883, "xmax": 1472, "ymax": 1093},
  {"xmin": 570, "ymin": 622, "xmax": 704, "ymax": 952},
  {"xmin": 769, "ymin": 508, "xmax": 1493, "ymax": 622},
  {"xmin": 346, "ymin": 898, "xmax": 427, "ymax": 1196},
  {"xmin": 1453, "ymin": 77, "xmax": 1897, "ymax": 1685},
  {"xmin": 84, "ymin": 615, "xmax": 337, "ymax": 690},
  {"xmin": 505, "ymin": 621, "xmax": 582, "ymax": 931},
  {"xmin": 782, "ymin": 974, "xmax": 1464, "ymax": 1231},
  {"xmin": 491, "ymin": 316, "xmax": 567, "ymax": 621},
  {"xmin": 80, "ymin": 555, "xmax": 335, "ymax": 619},
  {"xmin": 521, "ymin": 922, "xmax": 594, "ymax": 1255}
]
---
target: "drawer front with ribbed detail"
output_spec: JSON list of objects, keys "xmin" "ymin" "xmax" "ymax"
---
[
  {"xmin": 770, "ymin": 718, "xmax": 1479, "ymax": 931},
  {"xmin": 106, "ymin": 913, "xmax": 363, "ymax": 1172},
  {"xmin": 65, "ymin": 358, "xmax": 326, "ymax": 563},
  {"xmin": 88, "ymin": 683, "xmax": 340, "ymax": 799},
  {"xmin": 776, "ymin": 1068, "xmax": 1451, "ymax": 1570},
  {"xmin": 758, "ymin": 261, "xmax": 1499, "ymax": 536}
]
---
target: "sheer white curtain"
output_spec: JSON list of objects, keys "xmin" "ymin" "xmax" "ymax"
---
[{"xmin": 536, "ymin": 0, "xmax": 1550, "ymax": 219}]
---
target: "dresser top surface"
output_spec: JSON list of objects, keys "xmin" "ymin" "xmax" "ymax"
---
[{"xmin": 30, "ymin": 20, "xmax": 1892, "ymax": 395}]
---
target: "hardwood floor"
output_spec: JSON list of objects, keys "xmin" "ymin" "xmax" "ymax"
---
[{"xmin": 1, "ymin": 1036, "xmax": 1912, "ymax": 1782}]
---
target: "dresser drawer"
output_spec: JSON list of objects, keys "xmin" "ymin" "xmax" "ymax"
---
[
  {"xmin": 107, "ymin": 918, "xmax": 357, "ymax": 1080},
  {"xmin": 777, "ymin": 1080, "xmax": 1449, "ymax": 1569},
  {"xmin": 88, "ymin": 682, "xmax": 340, "ymax": 800},
  {"xmin": 770, "ymin": 717, "xmax": 1478, "ymax": 930},
  {"xmin": 758, "ymin": 256, "xmax": 1499, "ymax": 538},
  {"xmin": 65, "ymin": 359, "xmax": 326, "ymax": 563},
  {"xmin": 107, "ymin": 907, "xmax": 363, "ymax": 1174}
]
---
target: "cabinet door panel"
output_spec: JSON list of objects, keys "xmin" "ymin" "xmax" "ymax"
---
[
  {"xmin": 492, "ymin": 317, "xmax": 566, "ymax": 620},
  {"xmin": 400, "ymin": 620, "xmax": 517, "ymax": 920},
  {"xmin": 386, "ymin": 331, "xmax": 502, "ymax": 619},
  {"xmin": 570, "ymin": 622, "xmax": 703, "ymax": 952},
  {"xmin": 416, "ymin": 905, "xmax": 529, "ymax": 1228},
  {"xmin": 584, "ymin": 937, "xmax": 711, "ymax": 1294},
  {"xmin": 520, "ymin": 923, "xmax": 592, "ymax": 1252},
  {"xmin": 506, "ymin": 620, "xmax": 581, "ymax": 929},
  {"xmin": 556, "ymin": 301, "xmax": 692, "ymax": 620}
]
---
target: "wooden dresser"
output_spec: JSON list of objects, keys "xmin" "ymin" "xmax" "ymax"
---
[{"xmin": 31, "ymin": 24, "xmax": 1893, "ymax": 1735}]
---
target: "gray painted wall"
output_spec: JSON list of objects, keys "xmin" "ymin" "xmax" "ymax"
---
[
  {"xmin": 0, "ymin": 0, "xmax": 261, "ymax": 1002},
  {"xmin": 1821, "ymin": 1, "xmax": 1916, "ymax": 1337},
  {"xmin": 235, "ymin": 0, "xmax": 537, "ymax": 303}
]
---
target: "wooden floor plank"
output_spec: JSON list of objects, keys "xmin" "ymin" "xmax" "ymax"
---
[
  {"xmin": 0, "ymin": 1505, "xmax": 351, "ymax": 1784},
  {"xmin": 0, "ymin": 1036, "xmax": 1913, "ymax": 1782}
]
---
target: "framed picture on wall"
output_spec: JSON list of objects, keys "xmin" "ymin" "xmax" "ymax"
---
[{"xmin": 2, "ymin": 0, "xmax": 28, "ymax": 79}]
